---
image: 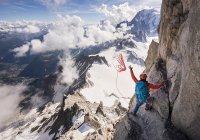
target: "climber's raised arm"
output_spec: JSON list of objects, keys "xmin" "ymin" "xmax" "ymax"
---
[
  {"xmin": 148, "ymin": 81, "xmax": 164, "ymax": 89},
  {"xmin": 129, "ymin": 66, "xmax": 138, "ymax": 83}
]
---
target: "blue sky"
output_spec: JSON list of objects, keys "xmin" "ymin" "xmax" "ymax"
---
[{"xmin": 0, "ymin": 0, "xmax": 162, "ymax": 23}]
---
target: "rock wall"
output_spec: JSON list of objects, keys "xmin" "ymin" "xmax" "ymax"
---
[
  {"xmin": 145, "ymin": 0, "xmax": 200, "ymax": 139},
  {"xmin": 145, "ymin": 40, "xmax": 159, "ymax": 74}
]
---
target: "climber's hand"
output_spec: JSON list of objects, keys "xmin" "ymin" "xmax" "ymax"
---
[
  {"xmin": 161, "ymin": 81, "xmax": 165, "ymax": 86},
  {"xmin": 129, "ymin": 65, "xmax": 133, "ymax": 70}
]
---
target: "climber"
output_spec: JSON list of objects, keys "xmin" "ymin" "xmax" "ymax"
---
[{"xmin": 129, "ymin": 66, "xmax": 164, "ymax": 116}]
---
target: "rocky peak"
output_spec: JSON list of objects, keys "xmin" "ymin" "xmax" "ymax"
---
[
  {"xmin": 144, "ymin": 40, "xmax": 159, "ymax": 73},
  {"xmin": 59, "ymin": 93, "xmax": 127, "ymax": 140}
]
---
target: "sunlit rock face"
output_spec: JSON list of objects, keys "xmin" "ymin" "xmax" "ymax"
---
[{"xmin": 145, "ymin": 0, "xmax": 200, "ymax": 139}]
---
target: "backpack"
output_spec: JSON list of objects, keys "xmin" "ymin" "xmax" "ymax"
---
[{"xmin": 135, "ymin": 81, "xmax": 149, "ymax": 102}]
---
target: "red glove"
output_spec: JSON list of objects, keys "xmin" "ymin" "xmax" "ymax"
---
[{"xmin": 129, "ymin": 65, "xmax": 133, "ymax": 70}]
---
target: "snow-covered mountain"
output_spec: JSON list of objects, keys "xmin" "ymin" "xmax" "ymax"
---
[
  {"xmin": 80, "ymin": 37, "xmax": 155, "ymax": 108},
  {"xmin": 117, "ymin": 9, "xmax": 160, "ymax": 42},
  {"xmin": 0, "ymin": 9, "xmax": 160, "ymax": 139},
  {"xmin": 129, "ymin": 9, "xmax": 160, "ymax": 41}
]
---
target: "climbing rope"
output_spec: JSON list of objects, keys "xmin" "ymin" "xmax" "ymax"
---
[
  {"xmin": 115, "ymin": 71, "xmax": 130, "ymax": 100},
  {"xmin": 111, "ymin": 54, "xmax": 130, "ymax": 106},
  {"xmin": 116, "ymin": 54, "xmax": 126, "ymax": 72}
]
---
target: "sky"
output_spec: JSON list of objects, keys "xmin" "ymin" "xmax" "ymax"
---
[{"xmin": 0, "ymin": 0, "xmax": 162, "ymax": 24}]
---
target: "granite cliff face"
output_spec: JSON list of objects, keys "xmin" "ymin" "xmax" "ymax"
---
[{"xmin": 145, "ymin": 0, "xmax": 200, "ymax": 139}]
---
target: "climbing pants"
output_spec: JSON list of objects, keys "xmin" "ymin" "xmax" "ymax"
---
[{"xmin": 133, "ymin": 100, "xmax": 144, "ymax": 114}]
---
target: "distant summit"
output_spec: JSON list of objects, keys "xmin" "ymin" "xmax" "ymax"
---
[{"xmin": 117, "ymin": 9, "xmax": 160, "ymax": 42}]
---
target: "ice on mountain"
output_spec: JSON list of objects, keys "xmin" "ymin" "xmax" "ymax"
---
[{"xmin": 78, "ymin": 123, "xmax": 95, "ymax": 136}]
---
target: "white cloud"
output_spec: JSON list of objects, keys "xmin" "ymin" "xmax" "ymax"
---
[
  {"xmin": 0, "ymin": 20, "xmax": 44, "ymax": 33},
  {"xmin": 98, "ymin": 2, "xmax": 136, "ymax": 25},
  {"xmin": 80, "ymin": 20, "xmax": 123, "ymax": 46},
  {"xmin": 15, "ymin": 25, "xmax": 40, "ymax": 33},
  {"xmin": 26, "ymin": 15, "xmax": 85, "ymax": 54},
  {"xmin": 58, "ymin": 55, "xmax": 78, "ymax": 85},
  {"xmin": 30, "ymin": 39, "xmax": 43, "ymax": 54},
  {"xmin": 13, "ymin": 15, "xmax": 125, "ymax": 56},
  {"xmin": 0, "ymin": 84, "xmax": 26, "ymax": 128},
  {"xmin": 97, "ymin": 1, "xmax": 162, "ymax": 25},
  {"xmin": 13, "ymin": 43, "xmax": 30, "ymax": 57}
]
